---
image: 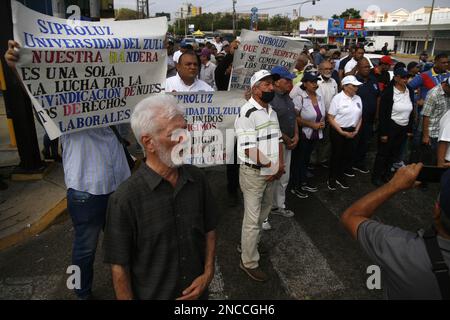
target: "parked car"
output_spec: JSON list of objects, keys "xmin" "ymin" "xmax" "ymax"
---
[
  {"xmin": 182, "ymin": 37, "xmax": 197, "ymax": 46},
  {"xmin": 280, "ymin": 36, "xmax": 313, "ymax": 50}
]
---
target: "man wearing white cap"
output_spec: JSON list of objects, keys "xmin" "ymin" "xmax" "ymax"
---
[
  {"xmin": 327, "ymin": 75, "xmax": 363, "ymax": 190},
  {"xmin": 235, "ymin": 70, "xmax": 284, "ymax": 282}
]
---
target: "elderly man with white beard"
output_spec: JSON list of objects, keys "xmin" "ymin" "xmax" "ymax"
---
[{"xmin": 103, "ymin": 95, "xmax": 218, "ymax": 300}]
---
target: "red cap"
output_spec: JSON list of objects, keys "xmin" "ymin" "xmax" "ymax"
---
[{"xmin": 380, "ymin": 55, "xmax": 394, "ymax": 65}]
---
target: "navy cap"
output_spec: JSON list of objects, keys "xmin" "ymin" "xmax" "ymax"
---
[
  {"xmin": 407, "ymin": 61, "xmax": 419, "ymax": 71},
  {"xmin": 394, "ymin": 67, "xmax": 408, "ymax": 77},
  {"xmin": 440, "ymin": 169, "xmax": 450, "ymax": 219},
  {"xmin": 302, "ymin": 71, "xmax": 319, "ymax": 82},
  {"xmin": 271, "ymin": 65, "xmax": 295, "ymax": 80}
]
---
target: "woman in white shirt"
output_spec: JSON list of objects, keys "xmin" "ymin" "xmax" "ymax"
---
[
  {"xmin": 372, "ymin": 68, "xmax": 414, "ymax": 186},
  {"xmin": 327, "ymin": 76, "xmax": 363, "ymax": 190},
  {"xmin": 292, "ymin": 72, "xmax": 326, "ymax": 194},
  {"xmin": 438, "ymin": 109, "xmax": 450, "ymax": 168}
]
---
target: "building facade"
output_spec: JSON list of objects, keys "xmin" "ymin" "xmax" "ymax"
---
[
  {"xmin": 299, "ymin": 19, "xmax": 328, "ymax": 43},
  {"xmin": 365, "ymin": 7, "xmax": 450, "ymax": 56}
]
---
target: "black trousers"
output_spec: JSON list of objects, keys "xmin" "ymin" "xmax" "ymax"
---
[
  {"xmin": 353, "ymin": 118, "xmax": 374, "ymax": 167},
  {"xmin": 372, "ymin": 120, "xmax": 408, "ymax": 181},
  {"xmin": 329, "ymin": 127, "xmax": 355, "ymax": 181},
  {"xmin": 226, "ymin": 140, "xmax": 239, "ymax": 193}
]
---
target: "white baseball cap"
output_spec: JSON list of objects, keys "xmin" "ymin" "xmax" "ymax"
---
[
  {"xmin": 341, "ymin": 75, "xmax": 363, "ymax": 86},
  {"xmin": 250, "ymin": 70, "xmax": 274, "ymax": 88}
]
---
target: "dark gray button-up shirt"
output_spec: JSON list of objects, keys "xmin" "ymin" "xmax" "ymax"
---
[
  {"xmin": 103, "ymin": 163, "xmax": 218, "ymax": 300},
  {"xmin": 271, "ymin": 91, "xmax": 297, "ymax": 139},
  {"xmin": 358, "ymin": 220, "xmax": 450, "ymax": 299}
]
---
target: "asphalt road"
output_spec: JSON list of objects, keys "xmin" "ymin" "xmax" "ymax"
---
[
  {"xmin": 0, "ymin": 52, "xmax": 432, "ymax": 300},
  {"xmin": 0, "ymin": 157, "xmax": 439, "ymax": 300}
]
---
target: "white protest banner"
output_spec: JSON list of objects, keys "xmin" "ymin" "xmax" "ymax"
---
[
  {"xmin": 12, "ymin": 1, "xmax": 167, "ymax": 140},
  {"xmin": 230, "ymin": 29, "xmax": 306, "ymax": 91},
  {"xmin": 170, "ymin": 91, "xmax": 246, "ymax": 167}
]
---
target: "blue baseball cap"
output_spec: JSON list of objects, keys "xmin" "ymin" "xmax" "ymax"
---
[
  {"xmin": 271, "ymin": 65, "xmax": 295, "ymax": 80},
  {"xmin": 440, "ymin": 169, "xmax": 450, "ymax": 219}
]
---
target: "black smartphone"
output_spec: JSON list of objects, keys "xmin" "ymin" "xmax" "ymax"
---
[{"xmin": 417, "ymin": 165, "xmax": 448, "ymax": 183}]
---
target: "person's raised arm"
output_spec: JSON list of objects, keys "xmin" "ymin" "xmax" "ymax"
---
[
  {"xmin": 4, "ymin": 40, "xmax": 26, "ymax": 91},
  {"xmin": 341, "ymin": 163, "xmax": 423, "ymax": 240}
]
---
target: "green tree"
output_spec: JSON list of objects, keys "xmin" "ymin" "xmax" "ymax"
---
[
  {"xmin": 268, "ymin": 15, "xmax": 291, "ymax": 31},
  {"xmin": 114, "ymin": 8, "xmax": 142, "ymax": 20},
  {"xmin": 331, "ymin": 8, "xmax": 361, "ymax": 19}
]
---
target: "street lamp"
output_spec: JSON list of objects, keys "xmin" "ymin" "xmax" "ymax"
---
[
  {"xmin": 232, "ymin": 0, "xmax": 237, "ymax": 37},
  {"xmin": 298, "ymin": 0, "xmax": 319, "ymax": 36},
  {"xmin": 424, "ymin": 0, "xmax": 435, "ymax": 52}
]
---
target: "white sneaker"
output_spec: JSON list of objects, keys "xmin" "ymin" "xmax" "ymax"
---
[
  {"xmin": 393, "ymin": 161, "xmax": 406, "ymax": 169},
  {"xmin": 391, "ymin": 161, "xmax": 406, "ymax": 172},
  {"xmin": 262, "ymin": 219, "xmax": 272, "ymax": 230},
  {"xmin": 271, "ymin": 207, "xmax": 294, "ymax": 218}
]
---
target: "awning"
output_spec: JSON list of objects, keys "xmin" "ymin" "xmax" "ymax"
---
[{"xmin": 192, "ymin": 29, "xmax": 204, "ymax": 36}]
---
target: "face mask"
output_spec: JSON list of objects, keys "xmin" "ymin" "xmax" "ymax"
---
[{"xmin": 261, "ymin": 91, "xmax": 275, "ymax": 103}]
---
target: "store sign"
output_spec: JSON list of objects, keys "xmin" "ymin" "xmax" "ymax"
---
[
  {"xmin": 328, "ymin": 18, "xmax": 344, "ymax": 34},
  {"xmin": 299, "ymin": 20, "xmax": 327, "ymax": 37},
  {"xmin": 344, "ymin": 19, "xmax": 364, "ymax": 30}
]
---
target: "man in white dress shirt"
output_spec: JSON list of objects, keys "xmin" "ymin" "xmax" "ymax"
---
[
  {"xmin": 4, "ymin": 40, "xmax": 131, "ymax": 300},
  {"xmin": 166, "ymin": 52, "xmax": 214, "ymax": 92},
  {"xmin": 344, "ymin": 47, "xmax": 365, "ymax": 76}
]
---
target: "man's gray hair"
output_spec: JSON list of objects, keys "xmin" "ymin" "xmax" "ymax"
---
[
  {"xmin": 318, "ymin": 60, "xmax": 333, "ymax": 70},
  {"xmin": 131, "ymin": 95, "xmax": 184, "ymax": 147}
]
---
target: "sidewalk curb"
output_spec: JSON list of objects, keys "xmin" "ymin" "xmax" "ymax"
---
[{"xmin": 0, "ymin": 198, "xmax": 67, "ymax": 251}]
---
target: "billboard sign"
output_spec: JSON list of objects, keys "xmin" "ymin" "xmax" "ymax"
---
[{"xmin": 344, "ymin": 19, "xmax": 364, "ymax": 30}]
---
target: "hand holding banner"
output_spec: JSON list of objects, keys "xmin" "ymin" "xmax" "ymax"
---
[
  {"xmin": 11, "ymin": 1, "xmax": 167, "ymax": 139},
  {"xmin": 229, "ymin": 29, "xmax": 306, "ymax": 91}
]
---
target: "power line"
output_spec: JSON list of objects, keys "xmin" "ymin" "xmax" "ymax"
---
[
  {"xmin": 202, "ymin": 0, "xmax": 225, "ymax": 8},
  {"xmin": 235, "ymin": 0, "xmax": 294, "ymax": 9}
]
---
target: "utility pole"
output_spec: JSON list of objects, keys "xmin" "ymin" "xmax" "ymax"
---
[
  {"xmin": 0, "ymin": 1, "xmax": 45, "ymax": 175},
  {"xmin": 298, "ymin": 0, "xmax": 319, "ymax": 36},
  {"xmin": 424, "ymin": 0, "xmax": 435, "ymax": 52},
  {"xmin": 232, "ymin": 0, "xmax": 237, "ymax": 37}
]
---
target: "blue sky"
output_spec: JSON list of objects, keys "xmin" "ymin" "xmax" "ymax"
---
[{"xmin": 115, "ymin": 0, "xmax": 450, "ymax": 20}]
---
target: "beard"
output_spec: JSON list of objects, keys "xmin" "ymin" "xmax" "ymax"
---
[{"xmin": 154, "ymin": 142, "xmax": 182, "ymax": 168}]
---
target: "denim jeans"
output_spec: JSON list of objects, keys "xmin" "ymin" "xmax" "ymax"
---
[
  {"xmin": 67, "ymin": 188, "xmax": 111, "ymax": 299},
  {"xmin": 298, "ymin": 138, "xmax": 317, "ymax": 186}
]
